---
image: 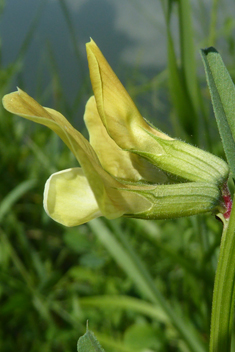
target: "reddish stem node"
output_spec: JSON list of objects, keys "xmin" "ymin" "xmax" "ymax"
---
[{"xmin": 222, "ymin": 184, "xmax": 232, "ymax": 219}]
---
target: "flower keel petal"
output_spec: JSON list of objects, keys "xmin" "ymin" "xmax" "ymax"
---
[{"xmin": 44, "ymin": 168, "xmax": 101, "ymax": 227}]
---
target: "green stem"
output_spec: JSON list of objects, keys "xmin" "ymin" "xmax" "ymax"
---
[{"xmin": 210, "ymin": 194, "xmax": 235, "ymax": 352}]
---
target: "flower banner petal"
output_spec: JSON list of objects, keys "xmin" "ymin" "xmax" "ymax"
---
[
  {"xmin": 44, "ymin": 168, "xmax": 101, "ymax": 226},
  {"xmin": 86, "ymin": 39, "xmax": 171, "ymax": 154}
]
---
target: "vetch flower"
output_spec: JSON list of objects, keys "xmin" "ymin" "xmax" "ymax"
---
[
  {"xmin": 2, "ymin": 40, "xmax": 230, "ymax": 226},
  {"xmin": 86, "ymin": 40, "xmax": 229, "ymax": 185}
]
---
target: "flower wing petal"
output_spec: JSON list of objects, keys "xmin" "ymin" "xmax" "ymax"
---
[
  {"xmin": 84, "ymin": 96, "xmax": 168, "ymax": 183},
  {"xmin": 3, "ymin": 88, "xmax": 76, "ymax": 152},
  {"xmin": 44, "ymin": 168, "xmax": 101, "ymax": 226}
]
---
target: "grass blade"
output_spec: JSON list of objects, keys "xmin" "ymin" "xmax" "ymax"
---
[
  {"xmin": 88, "ymin": 219, "xmax": 207, "ymax": 352},
  {"xmin": 0, "ymin": 179, "xmax": 36, "ymax": 223},
  {"xmin": 161, "ymin": 1, "xmax": 198, "ymax": 142},
  {"xmin": 80, "ymin": 295, "xmax": 169, "ymax": 324},
  {"xmin": 208, "ymin": 0, "xmax": 220, "ymax": 46},
  {"xmin": 178, "ymin": 0, "xmax": 199, "ymax": 113}
]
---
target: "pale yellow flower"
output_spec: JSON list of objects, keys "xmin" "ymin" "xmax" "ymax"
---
[
  {"xmin": 2, "ymin": 40, "xmax": 229, "ymax": 226},
  {"xmin": 86, "ymin": 40, "xmax": 229, "ymax": 185}
]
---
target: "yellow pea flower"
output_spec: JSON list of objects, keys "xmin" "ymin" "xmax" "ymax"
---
[
  {"xmin": 86, "ymin": 39, "xmax": 229, "ymax": 185},
  {"xmin": 2, "ymin": 40, "xmax": 229, "ymax": 226}
]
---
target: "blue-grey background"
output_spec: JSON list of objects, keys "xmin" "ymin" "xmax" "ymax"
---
[
  {"xmin": 0, "ymin": 0, "xmax": 166, "ymax": 97},
  {"xmin": 1, "ymin": 0, "xmax": 235, "ymax": 124}
]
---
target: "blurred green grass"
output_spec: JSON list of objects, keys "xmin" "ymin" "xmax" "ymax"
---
[{"xmin": 1, "ymin": 0, "xmax": 235, "ymax": 351}]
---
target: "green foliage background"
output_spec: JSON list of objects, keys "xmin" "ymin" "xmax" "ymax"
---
[{"xmin": 1, "ymin": 0, "xmax": 235, "ymax": 351}]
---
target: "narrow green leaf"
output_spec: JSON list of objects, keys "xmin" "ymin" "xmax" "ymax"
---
[
  {"xmin": 201, "ymin": 47, "xmax": 235, "ymax": 177},
  {"xmin": 162, "ymin": 2, "xmax": 198, "ymax": 142},
  {"xmin": 77, "ymin": 329, "xmax": 105, "ymax": 352}
]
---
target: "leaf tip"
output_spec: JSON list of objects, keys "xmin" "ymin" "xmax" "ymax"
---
[{"xmin": 201, "ymin": 47, "xmax": 218, "ymax": 56}]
